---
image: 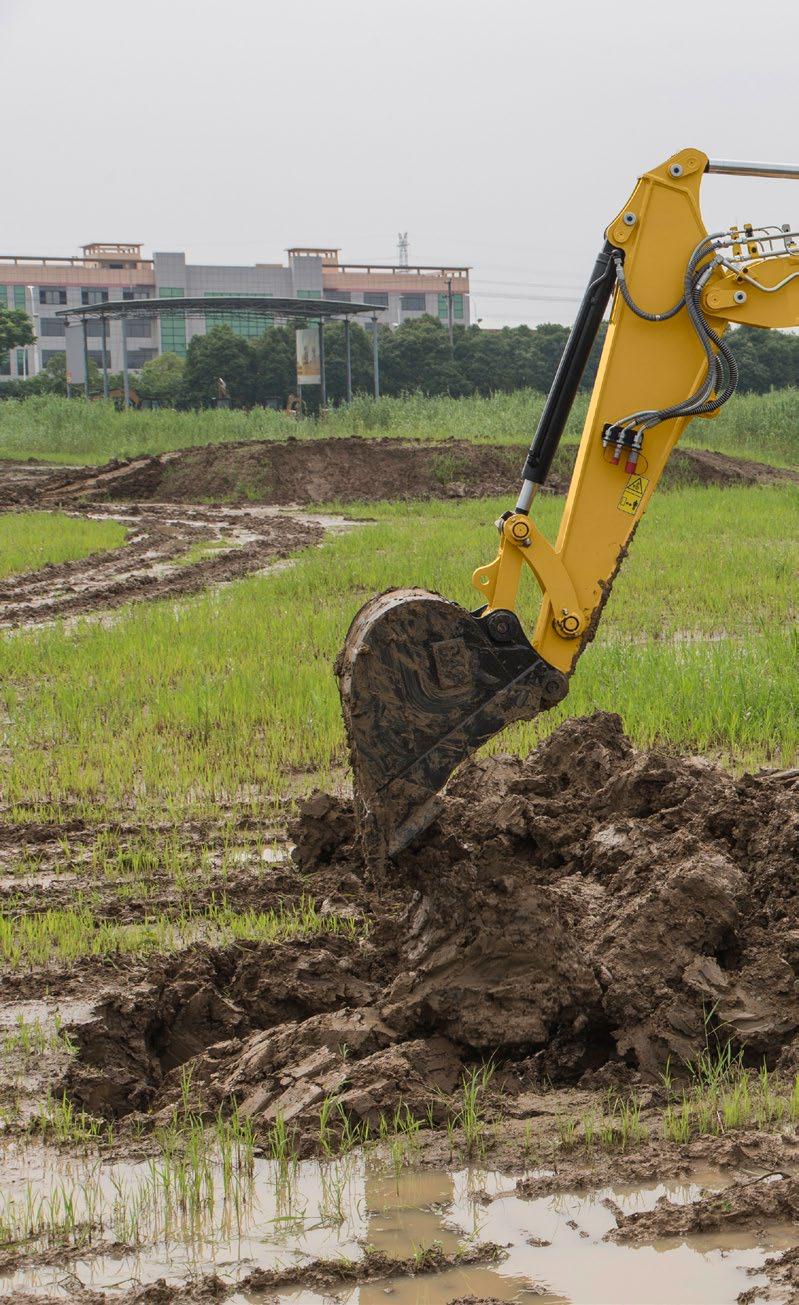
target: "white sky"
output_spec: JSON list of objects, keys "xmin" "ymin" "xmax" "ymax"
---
[{"xmin": 3, "ymin": 0, "xmax": 799, "ymax": 327}]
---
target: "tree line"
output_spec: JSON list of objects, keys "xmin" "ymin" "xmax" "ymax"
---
[{"xmin": 1, "ymin": 304, "xmax": 798, "ymax": 406}]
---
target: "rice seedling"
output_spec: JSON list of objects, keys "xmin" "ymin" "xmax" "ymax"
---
[
  {"xmin": 595, "ymin": 1095, "xmax": 648, "ymax": 1152},
  {"xmin": 265, "ymin": 1110, "xmax": 298, "ymax": 1170},
  {"xmin": 0, "ymin": 1013, "xmax": 77, "ymax": 1060},
  {"xmin": 0, "ymin": 895, "xmax": 364, "ymax": 969},
  {"xmin": 556, "ymin": 1115, "xmax": 578, "ymax": 1151},
  {"xmin": 29, "ymin": 1092, "xmax": 114, "ymax": 1146},
  {"xmin": 446, "ymin": 1063, "xmax": 495, "ymax": 1159}
]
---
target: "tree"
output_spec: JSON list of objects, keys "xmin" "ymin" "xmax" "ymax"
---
[
  {"xmin": 182, "ymin": 325, "xmax": 258, "ymax": 407},
  {"xmin": 319, "ymin": 321, "xmax": 373, "ymax": 401},
  {"xmin": 0, "ymin": 307, "xmax": 35, "ymax": 354},
  {"xmin": 379, "ymin": 315, "xmax": 467, "ymax": 396},
  {"xmin": 251, "ymin": 326, "xmax": 296, "ymax": 406},
  {"xmin": 137, "ymin": 352, "xmax": 186, "ymax": 405}
]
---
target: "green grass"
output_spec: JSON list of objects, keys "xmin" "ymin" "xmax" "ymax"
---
[
  {"xmin": 0, "ymin": 484, "xmax": 795, "ymax": 825},
  {"xmin": 0, "ymin": 390, "xmax": 796, "ymax": 466},
  {"xmin": 0, "ymin": 896, "xmax": 362, "ymax": 968},
  {"xmin": 0, "ymin": 511, "xmax": 126, "ymax": 578}
]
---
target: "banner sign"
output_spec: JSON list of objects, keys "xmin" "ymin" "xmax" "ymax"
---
[{"xmin": 296, "ymin": 328, "xmax": 321, "ymax": 385}]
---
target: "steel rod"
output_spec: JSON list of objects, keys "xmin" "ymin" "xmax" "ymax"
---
[{"xmin": 706, "ymin": 159, "xmax": 799, "ymax": 179}]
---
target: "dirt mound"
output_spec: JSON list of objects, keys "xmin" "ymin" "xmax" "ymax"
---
[
  {"xmin": 63, "ymin": 715, "xmax": 799, "ymax": 1142},
  {"xmin": 12, "ymin": 438, "xmax": 795, "ymax": 509}
]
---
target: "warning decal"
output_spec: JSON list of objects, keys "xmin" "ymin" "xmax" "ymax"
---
[{"xmin": 618, "ymin": 473, "xmax": 649, "ymax": 516}]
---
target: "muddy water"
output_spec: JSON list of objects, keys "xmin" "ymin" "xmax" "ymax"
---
[{"xmin": 0, "ymin": 1151, "xmax": 788, "ymax": 1301}]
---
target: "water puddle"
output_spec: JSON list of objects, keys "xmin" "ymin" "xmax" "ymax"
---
[{"xmin": 0, "ymin": 1147, "xmax": 789, "ymax": 1301}]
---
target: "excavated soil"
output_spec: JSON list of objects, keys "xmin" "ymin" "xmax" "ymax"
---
[
  {"xmin": 3, "ymin": 437, "xmax": 795, "ymax": 509},
  {"xmin": 50, "ymin": 713, "xmax": 798, "ymax": 1141}
]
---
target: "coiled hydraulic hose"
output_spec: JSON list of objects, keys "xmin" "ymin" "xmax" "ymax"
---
[{"xmin": 609, "ymin": 232, "xmax": 739, "ymax": 439}]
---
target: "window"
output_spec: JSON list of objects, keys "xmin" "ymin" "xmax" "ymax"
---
[
  {"xmin": 122, "ymin": 289, "xmax": 152, "ymax": 301},
  {"xmin": 0, "ymin": 352, "xmax": 9, "ymax": 376},
  {"xmin": 0, "ymin": 286, "xmax": 6, "ymax": 309},
  {"xmin": 159, "ymin": 288, "xmax": 186, "ymax": 355},
  {"xmin": 85, "ymin": 320, "xmax": 107, "ymax": 339},
  {"xmin": 39, "ymin": 288, "xmax": 67, "ymax": 305},
  {"xmin": 401, "ymin": 294, "xmax": 425, "ymax": 312},
  {"xmin": 13, "ymin": 287, "xmax": 27, "ymax": 309},
  {"xmin": 87, "ymin": 351, "xmax": 108, "ymax": 368},
  {"xmin": 126, "ymin": 348, "xmax": 158, "ymax": 368},
  {"xmin": 40, "ymin": 319, "xmax": 66, "ymax": 337},
  {"xmin": 363, "ymin": 292, "xmax": 388, "ymax": 308},
  {"xmin": 296, "ymin": 288, "xmax": 320, "ymax": 300},
  {"xmin": 16, "ymin": 349, "xmax": 26, "ymax": 374},
  {"xmin": 125, "ymin": 318, "xmax": 154, "ymax": 339},
  {"xmin": 40, "ymin": 349, "xmax": 66, "ymax": 367},
  {"xmin": 203, "ymin": 292, "xmax": 271, "ymax": 338},
  {"xmin": 438, "ymin": 292, "xmax": 464, "ymax": 321},
  {"xmin": 324, "ymin": 289, "xmax": 351, "ymax": 301},
  {"xmin": 81, "ymin": 289, "xmax": 108, "ymax": 305}
]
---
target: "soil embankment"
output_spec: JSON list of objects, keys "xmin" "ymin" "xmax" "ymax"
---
[
  {"xmin": 58, "ymin": 714, "xmax": 798, "ymax": 1143},
  {"xmin": 3, "ymin": 437, "xmax": 794, "ymax": 509}
]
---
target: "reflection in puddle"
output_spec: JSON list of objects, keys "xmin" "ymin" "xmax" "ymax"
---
[{"xmin": 0, "ymin": 1147, "xmax": 783, "ymax": 1302}]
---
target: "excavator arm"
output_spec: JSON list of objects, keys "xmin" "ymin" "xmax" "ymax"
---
[{"xmin": 337, "ymin": 147, "xmax": 799, "ymax": 865}]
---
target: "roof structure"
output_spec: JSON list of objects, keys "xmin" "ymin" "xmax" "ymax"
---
[{"xmin": 56, "ymin": 295, "xmax": 377, "ymax": 323}]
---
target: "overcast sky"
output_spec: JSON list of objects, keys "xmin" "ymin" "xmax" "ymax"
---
[{"xmin": 3, "ymin": 0, "xmax": 799, "ymax": 328}]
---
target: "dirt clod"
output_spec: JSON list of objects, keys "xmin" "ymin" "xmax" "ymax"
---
[{"xmin": 607, "ymin": 1173, "xmax": 799, "ymax": 1243}]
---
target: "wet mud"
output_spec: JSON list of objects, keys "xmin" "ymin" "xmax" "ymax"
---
[
  {"xmin": 47, "ymin": 713, "xmax": 798, "ymax": 1137},
  {"xmin": 2, "ymin": 715, "xmax": 799, "ymax": 1298},
  {"xmin": 3, "ymin": 437, "xmax": 794, "ymax": 511}
]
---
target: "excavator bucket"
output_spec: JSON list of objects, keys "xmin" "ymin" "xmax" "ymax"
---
[{"xmin": 336, "ymin": 589, "xmax": 569, "ymax": 864}]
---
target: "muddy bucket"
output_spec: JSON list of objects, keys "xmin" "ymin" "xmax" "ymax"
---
[{"xmin": 336, "ymin": 588, "xmax": 569, "ymax": 864}]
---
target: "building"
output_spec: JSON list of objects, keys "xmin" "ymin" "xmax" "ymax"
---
[{"xmin": 0, "ymin": 242, "xmax": 470, "ymax": 381}]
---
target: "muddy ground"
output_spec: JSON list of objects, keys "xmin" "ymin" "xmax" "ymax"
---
[
  {"xmin": 0, "ymin": 503, "xmax": 335, "ymax": 629},
  {"xmin": 3, "ymin": 437, "xmax": 795, "ymax": 511},
  {"xmin": 45, "ymin": 712, "xmax": 795, "ymax": 1131},
  {"xmin": 2, "ymin": 712, "xmax": 799, "ymax": 1298},
  {"xmin": 2, "ymin": 443, "xmax": 799, "ymax": 1298}
]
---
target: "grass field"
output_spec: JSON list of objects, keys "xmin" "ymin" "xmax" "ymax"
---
[
  {"xmin": 1, "ymin": 483, "xmax": 795, "ymax": 824},
  {"xmin": 0, "ymin": 511, "xmax": 126, "ymax": 579},
  {"xmin": 0, "ymin": 390, "xmax": 797, "ymax": 467}
]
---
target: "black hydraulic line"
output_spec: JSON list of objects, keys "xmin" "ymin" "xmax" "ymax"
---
[{"xmin": 520, "ymin": 240, "xmax": 619, "ymax": 490}]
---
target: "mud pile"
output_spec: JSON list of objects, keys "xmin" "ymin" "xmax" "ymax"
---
[
  {"xmin": 9, "ymin": 439, "xmax": 794, "ymax": 510},
  {"xmin": 67, "ymin": 714, "xmax": 799, "ymax": 1138}
]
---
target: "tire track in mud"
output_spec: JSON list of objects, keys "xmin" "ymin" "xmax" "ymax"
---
[{"xmin": 0, "ymin": 503, "xmax": 348, "ymax": 630}]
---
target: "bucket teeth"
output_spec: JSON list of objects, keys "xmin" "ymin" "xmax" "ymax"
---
[{"xmin": 336, "ymin": 589, "xmax": 569, "ymax": 866}]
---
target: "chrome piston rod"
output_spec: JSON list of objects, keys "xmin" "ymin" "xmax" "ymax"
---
[{"xmin": 707, "ymin": 159, "xmax": 799, "ymax": 180}]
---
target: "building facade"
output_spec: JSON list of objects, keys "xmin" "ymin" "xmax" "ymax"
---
[{"xmin": 0, "ymin": 242, "xmax": 469, "ymax": 380}]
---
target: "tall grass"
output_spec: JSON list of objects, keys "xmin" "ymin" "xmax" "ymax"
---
[
  {"xmin": 0, "ymin": 511, "xmax": 126, "ymax": 578},
  {"xmin": 0, "ymin": 484, "xmax": 795, "ymax": 823},
  {"xmin": 0, "ymin": 389, "xmax": 796, "ymax": 465}
]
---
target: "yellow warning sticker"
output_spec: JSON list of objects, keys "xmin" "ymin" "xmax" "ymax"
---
[{"xmin": 618, "ymin": 473, "xmax": 649, "ymax": 516}]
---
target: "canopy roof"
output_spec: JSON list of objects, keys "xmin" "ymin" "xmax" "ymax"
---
[{"xmin": 56, "ymin": 295, "xmax": 376, "ymax": 323}]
